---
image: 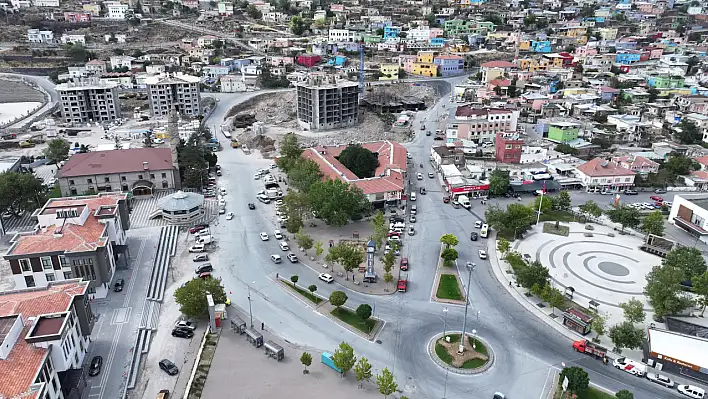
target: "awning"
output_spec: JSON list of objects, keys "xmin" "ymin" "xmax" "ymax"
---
[{"xmin": 674, "ymin": 216, "xmax": 708, "ymax": 236}]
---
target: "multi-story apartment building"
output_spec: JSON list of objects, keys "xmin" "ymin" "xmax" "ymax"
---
[
  {"xmin": 27, "ymin": 29, "xmax": 54, "ymax": 43},
  {"xmin": 105, "ymin": 1, "xmax": 129, "ymax": 19},
  {"xmin": 328, "ymin": 28, "xmax": 359, "ymax": 42},
  {"xmin": 295, "ymin": 75, "xmax": 359, "ymax": 131},
  {"xmin": 3, "ymin": 193, "xmax": 130, "ymax": 297},
  {"xmin": 145, "ymin": 73, "xmax": 201, "ymax": 117},
  {"xmin": 445, "ymin": 106, "xmax": 519, "ymax": 144},
  {"xmin": 63, "ymin": 12, "xmax": 92, "ymax": 22},
  {"xmin": 575, "ymin": 158, "xmax": 636, "ymax": 191},
  {"xmin": 495, "ymin": 132, "xmax": 524, "ymax": 163},
  {"xmin": 55, "ymin": 80, "xmax": 121, "ymax": 123},
  {"xmin": 60, "ymin": 34, "xmax": 86, "ymax": 45},
  {"xmin": 0, "ymin": 280, "xmax": 95, "ymax": 399}
]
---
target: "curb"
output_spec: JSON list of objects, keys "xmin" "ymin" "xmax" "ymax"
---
[{"xmin": 427, "ymin": 331, "xmax": 495, "ymax": 375}]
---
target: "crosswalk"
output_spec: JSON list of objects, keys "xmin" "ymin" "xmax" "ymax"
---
[{"xmin": 129, "ymin": 190, "xmax": 220, "ymax": 229}]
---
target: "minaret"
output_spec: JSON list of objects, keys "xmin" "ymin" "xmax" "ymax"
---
[{"xmin": 167, "ymin": 105, "xmax": 179, "ymax": 168}]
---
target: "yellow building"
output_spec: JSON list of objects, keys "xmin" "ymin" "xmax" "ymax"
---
[
  {"xmin": 449, "ymin": 43, "xmax": 470, "ymax": 53},
  {"xmin": 599, "ymin": 28, "xmax": 618, "ymax": 40},
  {"xmin": 82, "ymin": 3, "xmax": 101, "ymax": 15},
  {"xmin": 519, "ymin": 40, "xmax": 531, "ymax": 51},
  {"xmin": 416, "ymin": 51, "xmax": 437, "ymax": 64},
  {"xmin": 564, "ymin": 27, "xmax": 587, "ymax": 38},
  {"xmin": 412, "ymin": 62, "xmax": 438, "ymax": 77},
  {"xmin": 379, "ymin": 64, "xmax": 400, "ymax": 80},
  {"xmin": 543, "ymin": 54, "xmax": 564, "ymax": 68}
]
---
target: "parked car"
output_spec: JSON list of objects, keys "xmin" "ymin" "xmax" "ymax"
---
[
  {"xmin": 400, "ymin": 257, "xmax": 409, "ymax": 270},
  {"xmin": 678, "ymin": 385, "xmax": 705, "ymax": 399},
  {"xmin": 271, "ymin": 254, "xmax": 282, "ymax": 264},
  {"xmin": 193, "ymin": 254, "xmax": 209, "ymax": 262},
  {"xmin": 279, "ymin": 241, "xmax": 289, "ymax": 251},
  {"xmin": 408, "ymin": 226, "xmax": 415, "ymax": 236},
  {"xmin": 189, "ymin": 244, "xmax": 205, "ymax": 253},
  {"xmin": 474, "ymin": 220, "xmax": 482, "ymax": 228},
  {"xmin": 478, "ymin": 249, "xmax": 487, "ymax": 259},
  {"xmin": 287, "ymin": 253, "xmax": 299, "ymax": 263},
  {"xmin": 654, "ymin": 188, "xmax": 667, "ymax": 194},
  {"xmin": 624, "ymin": 190, "xmax": 639, "ymax": 195},
  {"xmin": 274, "ymin": 230, "xmax": 283, "ymax": 239},
  {"xmin": 226, "ymin": 212, "xmax": 234, "ymax": 220},
  {"xmin": 645, "ymin": 373, "xmax": 674, "ymax": 388},
  {"xmin": 248, "ymin": 203, "xmax": 256, "ymax": 210},
  {"xmin": 260, "ymin": 232, "xmax": 269, "ymax": 241},
  {"xmin": 411, "ymin": 205, "xmax": 417, "ymax": 215},
  {"xmin": 318, "ymin": 273, "xmax": 334, "ymax": 283},
  {"xmin": 195, "ymin": 264, "xmax": 213, "ymax": 274},
  {"xmin": 410, "ymin": 193, "xmax": 417, "ymax": 201},
  {"xmin": 650, "ymin": 196, "xmax": 664, "ymax": 202},
  {"xmin": 175, "ymin": 320, "xmax": 197, "ymax": 330},
  {"xmin": 189, "ymin": 225, "xmax": 208, "ymax": 234},
  {"xmin": 470, "ymin": 232, "xmax": 478, "ymax": 241},
  {"xmin": 88, "ymin": 356, "xmax": 103, "ymax": 376},
  {"xmin": 493, "ymin": 393, "xmax": 505, "ymax": 399},
  {"xmin": 420, "ymin": 187, "xmax": 426, "ymax": 194},
  {"xmin": 428, "ymin": 172, "xmax": 434, "ymax": 178},
  {"xmin": 410, "ymin": 215, "xmax": 416, "ymax": 223},
  {"xmin": 113, "ymin": 279, "xmax": 124, "ymax": 292},
  {"xmin": 172, "ymin": 328, "xmax": 194, "ymax": 339},
  {"xmin": 416, "ymin": 173, "xmax": 423, "ymax": 180},
  {"xmin": 159, "ymin": 359, "xmax": 179, "ymax": 376}
]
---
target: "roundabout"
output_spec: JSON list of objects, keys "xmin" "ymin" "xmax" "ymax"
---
[{"xmin": 427, "ymin": 331, "xmax": 495, "ymax": 374}]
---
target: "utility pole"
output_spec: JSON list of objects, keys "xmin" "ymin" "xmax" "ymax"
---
[
  {"xmin": 247, "ymin": 284, "xmax": 253, "ymax": 328},
  {"xmin": 458, "ymin": 262, "xmax": 476, "ymax": 354}
]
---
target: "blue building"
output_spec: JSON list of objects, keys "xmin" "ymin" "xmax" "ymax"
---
[
  {"xmin": 383, "ymin": 26, "xmax": 401, "ymax": 39},
  {"xmin": 327, "ymin": 55, "xmax": 347, "ymax": 66},
  {"xmin": 531, "ymin": 40, "xmax": 552, "ymax": 53},
  {"xmin": 433, "ymin": 55, "xmax": 464, "ymax": 77},
  {"xmin": 430, "ymin": 37, "xmax": 446, "ymax": 47},
  {"xmin": 616, "ymin": 52, "xmax": 641, "ymax": 64}
]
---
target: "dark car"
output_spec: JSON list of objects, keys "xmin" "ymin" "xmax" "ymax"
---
[
  {"xmin": 248, "ymin": 203, "xmax": 256, "ymax": 210},
  {"xmin": 426, "ymin": 131, "xmax": 431, "ymax": 136},
  {"xmin": 159, "ymin": 359, "xmax": 179, "ymax": 376},
  {"xmin": 113, "ymin": 279, "xmax": 124, "ymax": 292},
  {"xmin": 88, "ymin": 356, "xmax": 103, "ymax": 376},
  {"xmin": 171, "ymin": 328, "xmax": 194, "ymax": 339},
  {"xmin": 400, "ymin": 257, "xmax": 409, "ymax": 270},
  {"xmin": 189, "ymin": 225, "xmax": 209, "ymax": 234},
  {"xmin": 470, "ymin": 232, "xmax": 478, "ymax": 241},
  {"xmin": 419, "ymin": 187, "xmax": 427, "ymax": 195},
  {"xmin": 195, "ymin": 263, "xmax": 213, "ymax": 274}
]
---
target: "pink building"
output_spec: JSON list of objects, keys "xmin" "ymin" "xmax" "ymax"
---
[
  {"xmin": 64, "ymin": 12, "xmax": 91, "ymax": 22},
  {"xmin": 429, "ymin": 28, "xmax": 444, "ymax": 38},
  {"xmin": 270, "ymin": 56, "xmax": 294, "ymax": 66},
  {"xmin": 398, "ymin": 54, "xmax": 417, "ymax": 73},
  {"xmin": 446, "ymin": 106, "xmax": 519, "ymax": 143}
]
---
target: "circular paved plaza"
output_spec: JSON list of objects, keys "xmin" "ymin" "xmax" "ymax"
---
[{"xmin": 514, "ymin": 224, "xmax": 658, "ymax": 311}]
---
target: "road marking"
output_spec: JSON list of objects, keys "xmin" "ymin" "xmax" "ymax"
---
[
  {"xmin": 112, "ymin": 307, "xmax": 132, "ymax": 324},
  {"xmin": 98, "ymin": 323, "xmax": 123, "ymax": 399},
  {"xmin": 539, "ymin": 367, "xmax": 553, "ymax": 399}
]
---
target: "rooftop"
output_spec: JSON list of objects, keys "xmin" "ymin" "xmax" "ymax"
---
[
  {"xmin": 57, "ymin": 148, "xmax": 173, "ymax": 178},
  {"xmin": 576, "ymin": 158, "xmax": 636, "ymax": 177},
  {"xmin": 55, "ymin": 79, "xmax": 118, "ymax": 91},
  {"xmin": 144, "ymin": 72, "xmax": 200, "ymax": 85},
  {"xmin": 480, "ymin": 60, "xmax": 517, "ymax": 68},
  {"xmin": 158, "ymin": 191, "xmax": 204, "ymax": 212}
]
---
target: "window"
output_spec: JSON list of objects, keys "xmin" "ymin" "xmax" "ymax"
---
[
  {"xmin": 41, "ymin": 257, "xmax": 53, "ymax": 270},
  {"xmin": 121, "ymin": 176, "xmax": 126, "ymax": 181},
  {"xmin": 25, "ymin": 276, "xmax": 35, "ymax": 288},
  {"xmin": 70, "ymin": 188, "xmax": 77, "ymax": 195},
  {"xmin": 162, "ymin": 181, "xmax": 169, "ymax": 188},
  {"xmin": 59, "ymin": 255, "xmax": 68, "ymax": 267},
  {"xmin": 104, "ymin": 177, "xmax": 110, "ymax": 183},
  {"xmin": 87, "ymin": 178, "xmax": 93, "ymax": 184},
  {"xmin": 69, "ymin": 180, "xmax": 75, "ymax": 185},
  {"xmin": 138, "ymin": 174, "xmax": 143, "ymax": 180},
  {"xmin": 46, "ymin": 273, "xmax": 56, "ymax": 282},
  {"xmin": 20, "ymin": 259, "xmax": 31, "ymax": 272},
  {"xmin": 64, "ymin": 271, "xmax": 73, "ymax": 279}
]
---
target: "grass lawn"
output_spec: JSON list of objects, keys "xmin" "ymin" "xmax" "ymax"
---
[
  {"xmin": 554, "ymin": 387, "xmax": 614, "ymax": 399},
  {"xmin": 437, "ymin": 274, "xmax": 463, "ymax": 300},
  {"xmin": 331, "ymin": 307, "xmax": 376, "ymax": 334},
  {"xmin": 282, "ymin": 281, "xmax": 322, "ymax": 304},
  {"xmin": 539, "ymin": 210, "xmax": 576, "ymax": 223},
  {"xmin": 435, "ymin": 343, "xmax": 454, "ymax": 364},
  {"xmin": 543, "ymin": 222, "xmax": 570, "ymax": 237},
  {"xmin": 435, "ymin": 334, "xmax": 490, "ymax": 369}
]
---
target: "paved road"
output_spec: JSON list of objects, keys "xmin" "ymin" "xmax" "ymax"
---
[
  {"xmin": 203, "ymin": 78, "xmax": 688, "ymax": 399},
  {"xmin": 0, "ymin": 73, "xmax": 59, "ymax": 128}
]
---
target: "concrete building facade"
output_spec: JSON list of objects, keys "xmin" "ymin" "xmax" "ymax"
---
[
  {"xmin": 55, "ymin": 80, "xmax": 121, "ymax": 124},
  {"xmin": 295, "ymin": 75, "xmax": 359, "ymax": 131},
  {"xmin": 145, "ymin": 73, "xmax": 202, "ymax": 117}
]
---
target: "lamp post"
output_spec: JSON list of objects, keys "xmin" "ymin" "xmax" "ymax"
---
[
  {"xmin": 247, "ymin": 281, "xmax": 255, "ymax": 328},
  {"xmin": 442, "ymin": 307, "xmax": 448, "ymax": 338},
  {"xmin": 458, "ymin": 262, "xmax": 476, "ymax": 354}
]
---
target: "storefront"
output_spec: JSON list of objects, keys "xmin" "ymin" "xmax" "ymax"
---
[
  {"xmin": 561, "ymin": 308, "xmax": 594, "ymax": 335},
  {"xmin": 447, "ymin": 180, "xmax": 490, "ymax": 199}
]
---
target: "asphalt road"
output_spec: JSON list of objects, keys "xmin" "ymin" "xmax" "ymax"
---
[{"xmin": 203, "ymin": 79, "xmax": 690, "ymax": 399}]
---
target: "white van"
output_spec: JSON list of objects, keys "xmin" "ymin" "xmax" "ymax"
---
[
  {"xmin": 480, "ymin": 224, "xmax": 489, "ymax": 238},
  {"xmin": 197, "ymin": 235, "xmax": 212, "ymax": 244},
  {"xmin": 613, "ymin": 357, "xmax": 646, "ymax": 377},
  {"xmin": 678, "ymin": 385, "xmax": 705, "ymax": 399},
  {"xmin": 279, "ymin": 241, "xmax": 289, "ymax": 251}
]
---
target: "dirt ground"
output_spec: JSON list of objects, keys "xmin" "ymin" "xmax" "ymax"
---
[{"xmin": 438, "ymin": 337, "xmax": 488, "ymax": 368}]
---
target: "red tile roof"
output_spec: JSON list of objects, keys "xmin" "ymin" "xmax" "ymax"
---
[
  {"xmin": 57, "ymin": 148, "xmax": 173, "ymax": 178},
  {"xmin": 612, "ymin": 155, "xmax": 658, "ymax": 169},
  {"xmin": 0, "ymin": 281, "xmax": 88, "ymax": 399},
  {"xmin": 696, "ymin": 156, "xmax": 708, "ymax": 167},
  {"xmin": 576, "ymin": 158, "xmax": 636, "ymax": 177},
  {"xmin": 489, "ymin": 79, "xmax": 511, "ymax": 87},
  {"xmin": 480, "ymin": 60, "xmax": 517, "ymax": 68}
]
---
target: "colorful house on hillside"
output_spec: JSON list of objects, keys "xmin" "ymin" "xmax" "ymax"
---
[
  {"xmin": 296, "ymin": 54, "xmax": 321, "ymax": 67},
  {"xmin": 547, "ymin": 121, "xmax": 580, "ymax": 143},
  {"xmin": 434, "ymin": 55, "xmax": 464, "ymax": 76},
  {"xmin": 647, "ymin": 75, "xmax": 685, "ymax": 89},
  {"xmin": 383, "ymin": 26, "xmax": 401, "ymax": 39},
  {"xmin": 616, "ymin": 52, "xmax": 642, "ymax": 64},
  {"xmin": 531, "ymin": 40, "xmax": 552, "ymax": 53}
]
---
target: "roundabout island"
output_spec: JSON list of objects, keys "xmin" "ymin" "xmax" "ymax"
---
[{"xmin": 428, "ymin": 331, "xmax": 494, "ymax": 374}]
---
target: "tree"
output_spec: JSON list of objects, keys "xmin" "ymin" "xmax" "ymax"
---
[
  {"xmin": 0, "ymin": 172, "xmax": 48, "ymax": 215},
  {"xmin": 644, "ymin": 265, "xmax": 691, "ymax": 318},
  {"xmin": 615, "ymin": 390, "xmax": 634, "ymax": 399},
  {"xmin": 663, "ymin": 246, "xmax": 707, "ymax": 282},
  {"xmin": 336, "ymin": 144, "xmax": 379, "ymax": 178},
  {"xmin": 290, "ymin": 275, "xmax": 299, "ymax": 284},
  {"xmin": 497, "ymin": 238, "xmax": 511, "ymax": 256},
  {"xmin": 591, "ymin": 313, "xmax": 608, "ymax": 340},
  {"xmin": 606, "ymin": 206, "xmax": 640, "ymax": 232},
  {"xmin": 143, "ymin": 131, "xmax": 153, "ymax": 148},
  {"xmin": 439, "ymin": 233, "xmax": 459, "ymax": 249},
  {"xmin": 288, "ymin": 159, "xmax": 323, "ymax": 192},
  {"xmin": 173, "ymin": 276, "xmax": 227, "ymax": 317},
  {"xmin": 642, "ymin": 211, "xmax": 665, "ymax": 236},
  {"xmin": 332, "ymin": 342, "xmax": 356, "ymax": 376},
  {"xmin": 677, "ymin": 119, "xmax": 702, "ymax": 145},
  {"xmin": 314, "ymin": 240, "xmax": 324, "ymax": 257},
  {"xmin": 382, "ymin": 249, "xmax": 395, "ymax": 274},
  {"xmin": 375, "ymin": 367, "xmax": 398, "ymax": 398},
  {"xmin": 663, "ymin": 155, "xmax": 699, "ymax": 177},
  {"xmin": 371, "ymin": 211, "xmax": 388, "ymax": 250},
  {"xmin": 555, "ymin": 143, "xmax": 579, "ymax": 156},
  {"xmin": 441, "ymin": 248, "xmax": 459, "ymax": 264},
  {"xmin": 290, "ymin": 15, "xmax": 307, "ymax": 35},
  {"xmin": 308, "ymin": 179, "xmax": 370, "ymax": 226},
  {"xmin": 44, "ymin": 138, "xmax": 70, "ymax": 164},
  {"xmin": 619, "ymin": 298, "xmax": 645, "ymax": 325},
  {"xmin": 246, "ymin": 4, "xmax": 262, "ymax": 18},
  {"xmin": 533, "ymin": 195, "xmax": 553, "ymax": 214},
  {"xmin": 354, "ymin": 357, "xmax": 373, "ymax": 388},
  {"xmin": 523, "ymin": 15, "xmax": 537, "ymax": 26},
  {"xmin": 579, "ymin": 200, "xmax": 602, "ymax": 221},
  {"xmin": 329, "ymin": 290, "xmax": 348, "ymax": 308},
  {"xmin": 544, "ymin": 286, "xmax": 565, "ymax": 315},
  {"xmin": 285, "ymin": 214, "xmax": 304, "ymax": 234},
  {"xmin": 276, "ymin": 133, "xmax": 303, "ymax": 172},
  {"xmin": 300, "ymin": 351, "xmax": 312, "ymax": 374},
  {"xmin": 308, "ymin": 284, "xmax": 317, "ymax": 294},
  {"xmin": 516, "ymin": 260, "xmax": 550, "ymax": 289},
  {"xmin": 327, "ymin": 242, "xmax": 364, "ymax": 280},
  {"xmin": 258, "ymin": 64, "xmax": 290, "ymax": 89},
  {"xmin": 66, "ymin": 43, "xmax": 87, "ymax": 62},
  {"xmin": 383, "ymin": 272, "xmax": 393, "ymax": 285},
  {"xmin": 554, "ymin": 191, "xmax": 572, "ymax": 211},
  {"xmin": 693, "ymin": 272, "xmax": 708, "ymax": 316},
  {"xmin": 356, "ymin": 304, "xmax": 372, "ymax": 320},
  {"xmin": 488, "ymin": 169, "xmax": 510, "ymax": 196},
  {"xmin": 609, "ymin": 321, "xmax": 645, "ymax": 351},
  {"xmin": 295, "ymin": 231, "xmax": 314, "ymax": 254},
  {"xmin": 486, "ymin": 203, "xmax": 536, "ymax": 239},
  {"xmin": 559, "ymin": 366, "xmax": 589, "ymax": 395}
]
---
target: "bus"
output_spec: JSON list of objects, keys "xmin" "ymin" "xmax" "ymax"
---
[{"xmin": 480, "ymin": 224, "xmax": 489, "ymax": 238}]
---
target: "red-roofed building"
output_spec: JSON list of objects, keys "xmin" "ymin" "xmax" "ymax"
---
[
  {"xmin": 575, "ymin": 158, "xmax": 636, "ymax": 191},
  {"xmin": 611, "ymin": 155, "xmax": 659, "ymax": 175},
  {"xmin": 480, "ymin": 60, "xmax": 517, "ymax": 83},
  {"xmin": 302, "ymin": 141, "xmax": 407, "ymax": 206},
  {"xmin": 446, "ymin": 106, "xmax": 520, "ymax": 143},
  {"xmin": 0, "ymin": 280, "xmax": 94, "ymax": 399},
  {"xmin": 3, "ymin": 193, "xmax": 130, "ymax": 298}
]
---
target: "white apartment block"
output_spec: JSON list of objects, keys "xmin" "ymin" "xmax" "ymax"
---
[
  {"xmin": 328, "ymin": 28, "xmax": 359, "ymax": 42},
  {"xmin": 407, "ymin": 28, "xmax": 432, "ymax": 41},
  {"xmin": 145, "ymin": 73, "xmax": 201, "ymax": 117},
  {"xmin": 56, "ymin": 80, "xmax": 121, "ymax": 123},
  {"xmin": 109, "ymin": 55, "xmax": 135, "ymax": 70},
  {"xmin": 27, "ymin": 29, "xmax": 54, "ymax": 43},
  {"xmin": 220, "ymin": 75, "xmax": 247, "ymax": 92},
  {"xmin": 60, "ymin": 34, "xmax": 86, "ymax": 45},
  {"xmin": 105, "ymin": 1, "xmax": 129, "ymax": 19},
  {"xmin": 32, "ymin": 0, "xmax": 59, "ymax": 6}
]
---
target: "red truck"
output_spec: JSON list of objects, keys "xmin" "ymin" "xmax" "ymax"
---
[
  {"xmin": 397, "ymin": 272, "xmax": 408, "ymax": 292},
  {"xmin": 572, "ymin": 339, "xmax": 607, "ymax": 359}
]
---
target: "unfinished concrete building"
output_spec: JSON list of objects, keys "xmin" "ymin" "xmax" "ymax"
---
[
  {"xmin": 295, "ymin": 75, "xmax": 359, "ymax": 131},
  {"xmin": 145, "ymin": 73, "xmax": 201, "ymax": 117},
  {"xmin": 56, "ymin": 79, "xmax": 121, "ymax": 124}
]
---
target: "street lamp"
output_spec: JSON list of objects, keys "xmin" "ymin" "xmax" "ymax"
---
[
  {"xmin": 458, "ymin": 262, "xmax": 476, "ymax": 354},
  {"xmin": 247, "ymin": 281, "xmax": 255, "ymax": 328},
  {"xmin": 442, "ymin": 307, "xmax": 448, "ymax": 338}
]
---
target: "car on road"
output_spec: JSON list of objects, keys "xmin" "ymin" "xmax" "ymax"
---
[
  {"xmin": 410, "ymin": 215, "xmax": 416, "ymax": 223},
  {"xmin": 407, "ymin": 152, "xmax": 413, "ymax": 158},
  {"xmin": 189, "ymin": 225, "xmax": 208, "ymax": 234},
  {"xmin": 420, "ymin": 187, "xmax": 426, "ymax": 194},
  {"xmin": 443, "ymin": 195, "xmax": 450, "ymax": 203},
  {"xmin": 279, "ymin": 241, "xmax": 289, "ymax": 251},
  {"xmin": 400, "ymin": 257, "xmax": 408, "ymax": 270},
  {"xmin": 426, "ymin": 131, "xmax": 431, "ymax": 136},
  {"xmin": 172, "ymin": 328, "xmax": 194, "ymax": 339},
  {"xmin": 650, "ymin": 196, "xmax": 664, "ymax": 202},
  {"xmin": 195, "ymin": 264, "xmax": 213, "ymax": 274},
  {"xmin": 88, "ymin": 356, "xmax": 103, "ymax": 376},
  {"xmin": 219, "ymin": 208, "xmax": 226, "ymax": 214},
  {"xmin": 113, "ymin": 279, "xmax": 124, "ymax": 292},
  {"xmin": 384, "ymin": 244, "xmax": 400, "ymax": 256},
  {"xmin": 470, "ymin": 232, "xmax": 478, "ymax": 241},
  {"xmin": 624, "ymin": 189, "xmax": 639, "ymax": 195},
  {"xmin": 478, "ymin": 249, "xmax": 487, "ymax": 259},
  {"xmin": 474, "ymin": 220, "xmax": 482, "ymax": 228},
  {"xmin": 678, "ymin": 385, "xmax": 705, "ymax": 399},
  {"xmin": 159, "ymin": 359, "xmax": 179, "ymax": 376},
  {"xmin": 410, "ymin": 193, "xmax": 417, "ymax": 201},
  {"xmin": 613, "ymin": 357, "xmax": 646, "ymax": 376},
  {"xmin": 253, "ymin": 174, "xmax": 260, "ymax": 180},
  {"xmin": 193, "ymin": 254, "xmax": 209, "ymax": 262},
  {"xmin": 428, "ymin": 172, "xmax": 434, "ymax": 178},
  {"xmin": 493, "ymin": 393, "xmax": 505, "ymax": 399},
  {"xmin": 260, "ymin": 232, "xmax": 269, "ymax": 241},
  {"xmin": 645, "ymin": 373, "xmax": 674, "ymax": 388},
  {"xmin": 248, "ymin": 203, "xmax": 256, "ymax": 209},
  {"xmin": 417, "ymin": 173, "xmax": 423, "ymax": 180},
  {"xmin": 411, "ymin": 205, "xmax": 417, "ymax": 215},
  {"xmin": 226, "ymin": 212, "xmax": 234, "ymax": 220},
  {"xmin": 319, "ymin": 273, "xmax": 334, "ymax": 283},
  {"xmin": 274, "ymin": 230, "xmax": 283, "ymax": 239},
  {"xmin": 408, "ymin": 226, "xmax": 415, "ymax": 236},
  {"xmin": 271, "ymin": 254, "xmax": 282, "ymax": 263},
  {"xmin": 175, "ymin": 320, "xmax": 197, "ymax": 330},
  {"xmin": 189, "ymin": 244, "xmax": 205, "ymax": 253},
  {"xmin": 287, "ymin": 253, "xmax": 299, "ymax": 263}
]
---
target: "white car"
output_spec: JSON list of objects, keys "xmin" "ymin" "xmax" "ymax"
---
[
  {"xmin": 478, "ymin": 249, "xmax": 487, "ymax": 259},
  {"xmin": 260, "ymin": 232, "xmax": 269, "ymax": 241},
  {"xmin": 218, "ymin": 199, "xmax": 226, "ymax": 207},
  {"xmin": 226, "ymin": 212, "xmax": 234, "ymax": 220},
  {"xmin": 254, "ymin": 174, "xmax": 260, "ymax": 180},
  {"xmin": 406, "ymin": 153, "xmax": 412, "ymax": 159},
  {"xmin": 319, "ymin": 273, "xmax": 334, "ymax": 283},
  {"xmin": 279, "ymin": 241, "xmax": 289, "ymax": 251},
  {"xmin": 410, "ymin": 205, "xmax": 417, "ymax": 215},
  {"xmin": 474, "ymin": 220, "xmax": 482, "ymax": 228},
  {"xmin": 271, "ymin": 254, "xmax": 282, "ymax": 263},
  {"xmin": 274, "ymin": 230, "xmax": 283, "ymax": 239},
  {"xmin": 189, "ymin": 244, "xmax": 205, "ymax": 253},
  {"xmin": 645, "ymin": 373, "xmax": 674, "ymax": 388},
  {"xmin": 408, "ymin": 226, "xmax": 415, "ymax": 236},
  {"xmin": 428, "ymin": 172, "xmax": 434, "ymax": 178},
  {"xmin": 417, "ymin": 173, "xmax": 423, "ymax": 180},
  {"xmin": 678, "ymin": 385, "xmax": 705, "ymax": 399},
  {"xmin": 410, "ymin": 193, "xmax": 417, "ymax": 201},
  {"xmin": 175, "ymin": 320, "xmax": 197, "ymax": 330}
]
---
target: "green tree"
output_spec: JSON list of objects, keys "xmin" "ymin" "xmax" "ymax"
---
[
  {"xmin": 559, "ymin": 366, "xmax": 589, "ymax": 395},
  {"xmin": 66, "ymin": 43, "xmax": 88, "ymax": 62},
  {"xmin": 486, "ymin": 203, "xmax": 536, "ymax": 239},
  {"xmin": 44, "ymin": 138, "xmax": 70, "ymax": 164},
  {"xmin": 375, "ymin": 367, "xmax": 398, "ymax": 398},
  {"xmin": 371, "ymin": 211, "xmax": 388, "ymax": 250},
  {"xmin": 441, "ymin": 248, "xmax": 459, "ymax": 263},
  {"xmin": 609, "ymin": 321, "xmax": 645, "ymax": 351},
  {"xmin": 258, "ymin": 64, "xmax": 290, "ymax": 88},
  {"xmin": 544, "ymin": 286, "xmax": 565, "ymax": 315},
  {"xmin": 276, "ymin": 133, "xmax": 303, "ymax": 172},
  {"xmin": 354, "ymin": 357, "xmax": 373, "ymax": 388},
  {"xmin": 314, "ymin": 240, "xmax": 324, "ymax": 257},
  {"xmin": 663, "ymin": 155, "xmax": 699, "ymax": 177},
  {"xmin": 606, "ymin": 206, "xmax": 640, "ymax": 232},
  {"xmin": 308, "ymin": 179, "xmax": 370, "ymax": 226},
  {"xmin": 308, "ymin": 284, "xmax": 317, "ymax": 294},
  {"xmin": 533, "ymin": 195, "xmax": 553, "ymax": 214},
  {"xmin": 591, "ymin": 313, "xmax": 608, "ymax": 340},
  {"xmin": 328, "ymin": 242, "xmax": 364, "ymax": 280},
  {"xmin": 615, "ymin": 390, "xmax": 634, "ymax": 399},
  {"xmin": 677, "ymin": 119, "xmax": 702, "ymax": 145},
  {"xmin": 554, "ymin": 191, "xmax": 572, "ymax": 211},
  {"xmin": 173, "ymin": 276, "xmax": 227, "ymax": 317},
  {"xmin": 356, "ymin": 304, "xmax": 372, "ymax": 320},
  {"xmin": 488, "ymin": 169, "xmax": 510, "ymax": 196},
  {"xmin": 300, "ymin": 351, "xmax": 312, "ymax": 373},
  {"xmin": 619, "ymin": 298, "xmax": 645, "ymax": 325},
  {"xmin": 290, "ymin": 275, "xmax": 299, "ymax": 284},
  {"xmin": 0, "ymin": 172, "xmax": 48, "ymax": 215},
  {"xmin": 382, "ymin": 248, "xmax": 395, "ymax": 274},
  {"xmin": 644, "ymin": 265, "xmax": 691, "ymax": 318},
  {"xmin": 579, "ymin": 200, "xmax": 602, "ymax": 220},
  {"xmin": 288, "ymin": 159, "xmax": 323, "ymax": 192},
  {"xmin": 336, "ymin": 144, "xmax": 379, "ymax": 178},
  {"xmin": 497, "ymin": 238, "xmax": 511, "ymax": 256},
  {"xmin": 290, "ymin": 15, "xmax": 307, "ymax": 35},
  {"xmin": 516, "ymin": 260, "xmax": 550, "ymax": 289},
  {"xmin": 642, "ymin": 211, "xmax": 665, "ymax": 236},
  {"xmin": 246, "ymin": 4, "xmax": 262, "ymax": 18},
  {"xmin": 329, "ymin": 290, "xmax": 348, "ymax": 308},
  {"xmin": 440, "ymin": 233, "xmax": 459, "ymax": 249},
  {"xmin": 285, "ymin": 214, "xmax": 304, "ymax": 234},
  {"xmin": 332, "ymin": 342, "xmax": 356, "ymax": 376},
  {"xmin": 282, "ymin": 191, "xmax": 311, "ymax": 220},
  {"xmin": 664, "ymin": 246, "xmax": 707, "ymax": 282},
  {"xmin": 295, "ymin": 230, "xmax": 314, "ymax": 254},
  {"xmin": 555, "ymin": 143, "xmax": 579, "ymax": 155},
  {"xmin": 383, "ymin": 272, "xmax": 393, "ymax": 285},
  {"xmin": 693, "ymin": 271, "xmax": 708, "ymax": 316}
]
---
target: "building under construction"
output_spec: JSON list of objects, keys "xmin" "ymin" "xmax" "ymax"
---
[{"xmin": 294, "ymin": 75, "xmax": 359, "ymax": 131}]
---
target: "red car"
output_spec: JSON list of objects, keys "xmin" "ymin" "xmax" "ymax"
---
[
  {"xmin": 189, "ymin": 225, "xmax": 208, "ymax": 234},
  {"xmin": 400, "ymin": 257, "xmax": 409, "ymax": 271},
  {"xmin": 650, "ymin": 196, "xmax": 663, "ymax": 202},
  {"xmin": 443, "ymin": 195, "xmax": 450, "ymax": 203}
]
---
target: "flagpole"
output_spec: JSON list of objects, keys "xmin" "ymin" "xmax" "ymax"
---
[{"xmin": 536, "ymin": 190, "xmax": 543, "ymax": 225}]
